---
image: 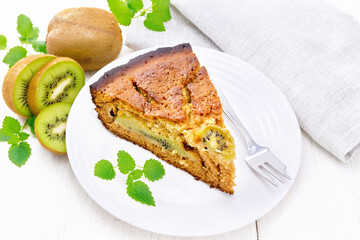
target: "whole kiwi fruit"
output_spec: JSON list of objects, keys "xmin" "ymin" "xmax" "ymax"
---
[{"xmin": 46, "ymin": 7, "xmax": 122, "ymax": 71}]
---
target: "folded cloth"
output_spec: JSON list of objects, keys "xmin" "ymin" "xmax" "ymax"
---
[{"xmin": 125, "ymin": 0, "xmax": 360, "ymax": 162}]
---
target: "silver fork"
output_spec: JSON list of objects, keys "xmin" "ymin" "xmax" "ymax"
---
[{"xmin": 217, "ymin": 88, "xmax": 291, "ymax": 186}]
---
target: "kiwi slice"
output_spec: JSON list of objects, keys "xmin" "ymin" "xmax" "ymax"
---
[
  {"xmin": 28, "ymin": 57, "xmax": 85, "ymax": 115},
  {"xmin": 114, "ymin": 113, "xmax": 192, "ymax": 159},
  {"xmin": 196, "ymin": 125, "xmax": 235, "ymax": 161},
  {"xmin": 35, "ymin": 102, "xmax": 72, "ymax": 154},
  {"xmin": 2, "ymin": 54, "xmax": 56, "ymax": 118}
]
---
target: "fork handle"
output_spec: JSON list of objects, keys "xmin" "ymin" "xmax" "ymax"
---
[
  {"xmin": 218, "ymin": 88, "xmax": 258, "ymax": 150},
  {"xmin": 222, "ymin": 110, "xmax": 257, "ymax": 148}
]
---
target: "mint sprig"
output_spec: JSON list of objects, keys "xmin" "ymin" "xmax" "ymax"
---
[
  {"xmin": 17, "ymin": 14, "xmax": 39, "ymax": 44},
  {"xmin": 0, "ymin": 117, "xmax": 32, "ymax": 167},
  {"xmin": 1, "ymin": 14, "xmax": 47, "ymax": 68},
  {"xmin": 107, "ymin": 0, "xmax": 172, "ymax": 32},
  {"xmin": 94, "ymin": 150, "xmax": 165, "ymax": 206}
]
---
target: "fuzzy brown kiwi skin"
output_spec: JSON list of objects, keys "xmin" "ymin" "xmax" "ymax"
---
[
  {"xmin": 27, "ymin": 57, "xmax": 83, "ymax": 116},
  {"xmin": 2, "ymin": 54, "xmax": 55, "ymax": 118},
  {"xmin": 34, "ymin": 117, "xmax": 66, "ymax": 154},
  {"xmin": 46, "ymin": 7, "xmax": 123, "ymax": 71}
]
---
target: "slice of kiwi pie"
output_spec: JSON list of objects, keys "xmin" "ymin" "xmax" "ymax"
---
[{"xmin": 90, "ymin": 43, "xmax": 236, "ymax": 194}]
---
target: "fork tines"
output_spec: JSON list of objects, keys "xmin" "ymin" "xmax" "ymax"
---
[{"xmin": 246, "ymin": 149, "xmax": 291, "ymax": 187}]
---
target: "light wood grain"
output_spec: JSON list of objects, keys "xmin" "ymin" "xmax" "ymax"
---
[{"xmin": 258, "ymin": 132, "xmax": 360, "ymax": 240}]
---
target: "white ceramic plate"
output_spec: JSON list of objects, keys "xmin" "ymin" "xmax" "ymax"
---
[{"xmin": 67, "ymin": 46, "xmax": 302, "ymax": 237}]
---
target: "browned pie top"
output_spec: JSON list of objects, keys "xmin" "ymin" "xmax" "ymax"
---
[
  {"xmin": 187, "ymin": 67, "xmax": 222, "ymax": 116},
  {"xmin": 90, "ymin": 43, "xmax": 222, "ymax": 122}
]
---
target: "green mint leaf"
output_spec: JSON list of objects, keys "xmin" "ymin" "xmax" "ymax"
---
[
  {"xmin": 127, "ymin": 0, "xmax": 144, "ymax": 13},
  {"xmin": 19, "ymin": 27, "xmax": 39, "ymax": 43},
  {"xmin": 2, "ymin": 116, "xmax": 21, "ymax": 136},
  {"xmin": 144, "ymin": 13, "xmax": 166, "ymax": 32},
  {"xmin": 17, "ymin": 14, "xmax": 33, "ymax": 38},
  {"xmin": 117, "ymin": 150, "xmax": 135, "ymax": 174},
  {"xmin": 16, "ymin": 14, "xmax": 39, "ymax": 43},
  {"xmin": 0, "ymin": 34, "xmax": 7, "ymax": 50},
  {"xmin": 32, "ymin": 41, "xmax": 47, "ymax": 53},
  {"xmin": 143, "ymin": 159, "xmax": 165, "ymax": 181},
  {"xmin": 8, "ymin": 134, "xmax": 20, "ymax": 145},
  {"xmin": 151, "ymin": 0, "xmax": 171, "ymax": 22},
  {"xmin": 19, "ymin": 132, "xmax": 30, "ymax": 141},
  {"xmin": 0, "ymin": 129, "xmax": 10, "ymax": 142},
  {"xmin": 8, "ymin": 142, "xmax": 31, "ymax": 167},
  {"xmin": 27, "ymin": 115, "xmax": 36, "ymax": 135},
  {"xmin": 108, "ymin": 0, "xmax": 135, "ymax": 26},
  {"xmin": 3, "ymin": 46, "xmax": 27, "ymax": 67},
  {"xmin": 127, "ymin": 181, "xmax": 155, "ymax": 206},
  {"xmin": 94, "ymin": 160, "xmax": 116, "ymax": 180},
  {"xmin": 28, "ymin": 27, "xmax": 39, "ymax": 39},
  {"xmin": 130, "ymin": 169, "xmax": 143, "ymax": 180},
  {"xmin": 126, "ymin": 174, "xmax": 133, "ymax": 185},
  {"xmin": 144, "ymin": 0, "xmax": 171, "ymax": 31}
]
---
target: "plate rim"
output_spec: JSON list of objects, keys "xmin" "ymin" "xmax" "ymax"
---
[{"xmin": 66, "ymin": 45, "xmax": 302, "ymax": 237}]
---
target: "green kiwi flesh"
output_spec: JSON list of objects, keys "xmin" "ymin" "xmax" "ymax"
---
[
  {"xmin": 35, "ymin": 60, "xmax": 85, "ymax": 113},
  {"xmin": 13, "ymin": 56, "xmax": 55, "ymax": 117},
  {"xmin": 35, "ymin": 102, "xmax": 72, "ymax": 154},
  {"xmin": 114, "ymin": 113, "xmax": 192, "ymax": 159}
]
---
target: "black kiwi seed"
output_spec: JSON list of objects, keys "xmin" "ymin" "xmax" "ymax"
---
[
  {"xmin": 42, "ymin": 70, "xmax": 81, "ymax": 107},
  {"xmin": 139, "ymin": 130, "xmax": 173, "ymax": 150},
  {"xmin": 202, "ymin": 128, "xmax": 228, "ymax": 153},
  {"xmin": 157, "ymin": 139, "xmax": 172, "ymax": 150}
]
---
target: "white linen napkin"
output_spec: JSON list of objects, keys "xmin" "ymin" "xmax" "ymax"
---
[{"xmin": 125, "ymin": 0, "xmax": 360, "ymax": 163}]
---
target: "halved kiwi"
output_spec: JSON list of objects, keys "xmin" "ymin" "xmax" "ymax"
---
[
  {"xmin": 28, "ymin": 57, "xmax": 85, "ymax": 115},
  {"xmin": 2, "ymin": 54, "xmax": 56, "ymax": 117},
  {"xmin": 35, "ymin": 102, "xmax": 72, "ymax": 154},
  {"xmin": 196, "ymin": 125, "xmax": 235, "ymax": 161}
]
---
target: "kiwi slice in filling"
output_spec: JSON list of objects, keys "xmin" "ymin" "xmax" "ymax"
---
[
  {"xmin": 114, "ymin": 113, "xmax": 192, "ymax": 159},
  {"xmin": 196, "ymin": 125, "xmax": 235, "ymax": 161},
  {"xmin": 2, "ymin": 54, "xmax": 56, "ymax": 118},
  {"xmin": 35, "ymin": 102, "xmax": 72, "ymax": 154},
  {"xmin": 28, "ymin": 57, "xmax": 85, "ymax": 115}
]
